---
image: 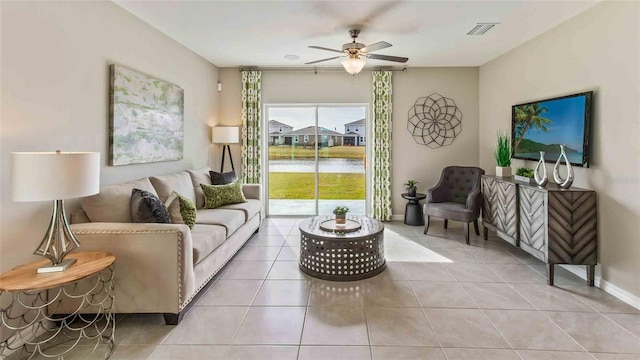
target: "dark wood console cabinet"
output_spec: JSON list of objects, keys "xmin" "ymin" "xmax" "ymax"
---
[{"xmin": 481, "ymin": 175, "xmax": 597, "ymax": 286}]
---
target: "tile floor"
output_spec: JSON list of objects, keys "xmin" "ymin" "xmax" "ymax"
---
[{"xmin": 102, "ymin": 218, "xmax": 640, "ymax": 359}]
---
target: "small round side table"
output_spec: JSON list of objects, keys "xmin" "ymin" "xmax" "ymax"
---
[
  {"xmin": 0, "ymin": 251, "xmax": 116, "ymax": 360},
  {"xmin": 401, "ymin": 193, "xmax": 427, "ymax": 226}
]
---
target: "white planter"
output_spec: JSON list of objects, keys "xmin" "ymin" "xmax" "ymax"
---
[
  {"xmin": 514, "ymin": 175, "xmax": 535, "ymax": 184},
  {"xmin": 495, "ymin": 166, "xmax": 512, "ymax": 177}
]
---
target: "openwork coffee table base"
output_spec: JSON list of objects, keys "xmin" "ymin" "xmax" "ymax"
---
[{"xmin": 299, "ymin": 216, "xmax": 385, "ymax": 281}]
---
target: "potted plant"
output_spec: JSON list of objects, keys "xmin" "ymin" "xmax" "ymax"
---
[
  {"xmin": 515, "ymin": 167, "xmax": 535, "ymax": 184},
  {"xmin": 494, "ymin": 131, "xmax": 512, "ymax": 177},
  {"xmin": 404, "ymin": 180, "xmax": 418, "ymax": 197},
  {"xmin": 332, "ymin": 206, "xmax": 349, "ymax": 224}
]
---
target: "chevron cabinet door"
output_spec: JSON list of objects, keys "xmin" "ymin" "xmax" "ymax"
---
[
  {"xmin": 519, "ymin": 187, "xmax": 547, "ymax": 261},
  {"xmin": 496, "ymin": 181, "xmax": 518, "ymax": 241},
  {"xmin": 481, "ymin": 176, "xmax": 496, "ymax": 225},
  {"xmin": 547, "ymin": 191, "xmax": 597, "ymax": 265}
]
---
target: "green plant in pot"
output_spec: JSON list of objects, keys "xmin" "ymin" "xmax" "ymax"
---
[
  {"xmin": 404, "ymin": 180, "xmax": 419, "ymax": 197},
  {"xmin": 515, "ymin": 167, "xmax": 535, "ymax": 184},
  {"xmin": 333, "ymin": 206, "xmax": 349, "ymax": 224},
  {"xmin": 494, "ymin": 131, "xmax": 512, "ymax": 177}
]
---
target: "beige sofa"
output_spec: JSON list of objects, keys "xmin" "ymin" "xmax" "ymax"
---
[{"xmin": 70, "ymin": 167, "xmax": 261, "ymax": 325}]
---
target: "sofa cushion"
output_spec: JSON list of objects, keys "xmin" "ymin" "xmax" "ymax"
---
[
  {"xmin": 209, "ymin": 170, "xmax": 237, "ymax": 185},
  {"xmin": 218, "ymin": 199, "xmax": 260, "ymax": 222},
  {"xmin": 149, "ymin": 172, "xmax": 196, "ymax": 204},
  {"xmin": 201, "ymin": 181, "xmax": 247, "ymax": 209},
  {"xmin": 131, "ymin": 189, "xmax": 171, "ymax": 224},
  {"xmin": 165, "ymin": 191, "xmax": 197, "ymax": 229},
  {"xmin": 187, "ymin": 167, "xmax": 212, "ymax": 210},
  {"xmin": 196, "ymin": 209, "xmax": 245, "ymax": 237},
  {"xmin": 81, "ymin": 178, "xmax": 158, "ymax": 223},
  {"xmin": 191, "ymin": 224, "xmax": 227, "ymax": 266}
]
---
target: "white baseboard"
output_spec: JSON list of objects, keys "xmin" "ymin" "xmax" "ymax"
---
[
  {"xmin": 560, "ymin": 265, "xmax": 640, "ymax": 310},
  {"xmin": 391, "ymin": 214, "xmax": 404, "ymax": 221}
]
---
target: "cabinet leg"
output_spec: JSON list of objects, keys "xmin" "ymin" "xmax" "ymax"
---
[
  {"xmin": 587, "ymin": 265, "xmax": 595, "ymax": 287},
  {"xmin": 483, "ymin": 226, "xmax": 488, "ymax": 240},
  {"xmin": 473, "ymin": 220, "xmax": 480, "ymax": 236},
  {"xmin": 444, "ymin": 219, "xmax": 448, "ymax": 229},
  {"xmin": 423, "ymin": 215, "xmax": 430, "ymax": 235},
  {"xmin": 464, "ymin": 222, "xmax": 470, "ymax": 245},
  {"xmin": 546, "ymin": 264, "xmax": 555, "ymax": 286}
]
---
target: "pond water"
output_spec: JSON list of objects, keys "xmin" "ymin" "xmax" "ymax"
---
[{"xmin": 269, "ymin": 158, "xmax": 365, "ymax": 173}]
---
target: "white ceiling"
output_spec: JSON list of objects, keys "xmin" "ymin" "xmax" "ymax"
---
[{"xmin": 115, "ymin": 0, "xmax": 599, "ymax": 68}]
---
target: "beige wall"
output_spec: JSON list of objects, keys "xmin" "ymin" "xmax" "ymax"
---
[
  {"xmin": 479, "ymin": 1, "xmax": 640, "ymax": 298},
  {"xmin": 218, "ymin": 67, "xmax": 479, "ymax": 216},
  {"xmin": 0, "ymin": 1, "xmax": 219, "ymax": 271}
]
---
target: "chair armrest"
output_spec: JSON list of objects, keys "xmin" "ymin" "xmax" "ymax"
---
[
  {"xmin": 465, "ymin": 188, "xmax": 483, "ymax": 217},
  {"xmin": 70, "ymin": 222, "xmax": 194, "ymax": 313},
  {"xmin": 242, "ymin": 184, "xmax": 261, "ymax": 201},
  {"xmin": 427, "ymin": 185, "xmax": 450, "ymax": 203}
]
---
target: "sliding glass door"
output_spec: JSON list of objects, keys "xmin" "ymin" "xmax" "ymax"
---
[{"xmin": 266, "ymin": 105, "xmax": 367, "ymax": 216}]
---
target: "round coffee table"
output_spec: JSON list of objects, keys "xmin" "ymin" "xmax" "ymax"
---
[{"xmin": 299, "ymin": 215, "xmax": 385, "ymax": 281}]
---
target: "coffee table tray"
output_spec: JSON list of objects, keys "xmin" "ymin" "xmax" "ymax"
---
[{"xmin": 319, "ymin": 219, "xmax": 361, "ymax": 233}]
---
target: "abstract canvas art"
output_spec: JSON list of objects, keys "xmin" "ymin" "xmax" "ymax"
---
[{"xmin": 109, "ymin": 64, "xmax": 184, "ymax": 166}]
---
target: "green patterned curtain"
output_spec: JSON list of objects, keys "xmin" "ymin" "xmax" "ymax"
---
[
  {"xmin": 241, "ymin": 70, "xmax": 262, "ymax": 184},
  {"xmin": 372, "ymin": 71, "xmax": 393, "ymax": 221}
]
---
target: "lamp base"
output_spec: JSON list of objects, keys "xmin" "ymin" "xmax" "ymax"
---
[{"xmin": 36, "ymin": 258, "xmax": 77, "ymax": 274}]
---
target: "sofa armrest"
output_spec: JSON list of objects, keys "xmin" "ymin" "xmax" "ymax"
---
[
  {"xmin": 242, "ymin": 184, "xmax": 261, "ymax": 201},
  {"xmin": 70, "ymin": 222, "xmax": 194, "ymax": 314}
]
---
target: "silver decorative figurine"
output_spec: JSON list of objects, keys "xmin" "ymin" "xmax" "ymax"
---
[
  {"xmin": 553, "ymin": 144, "xmax": 574, "ymax": 189},
  {"xmin": 534, "ymin": 151, "xmax": 548, "ymax": 187}
]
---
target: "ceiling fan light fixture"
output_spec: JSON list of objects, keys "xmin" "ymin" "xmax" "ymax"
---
[{"xmin": 341, "ymin": 57, "xmax": 366, "ymax": 75}]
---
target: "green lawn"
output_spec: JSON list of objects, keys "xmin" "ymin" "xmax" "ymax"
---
[
  {"xmin": 269, "ymin": 145, "xmax": 365, "ymax": 160},
  {"xmin": 269, "ymin": 172, "xmax": 365, "ymax": 199}
]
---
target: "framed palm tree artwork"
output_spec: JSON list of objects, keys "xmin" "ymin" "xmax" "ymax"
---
[{"xmin": 511, "ymin": 91, "xmax": 593, "ymax": 168}]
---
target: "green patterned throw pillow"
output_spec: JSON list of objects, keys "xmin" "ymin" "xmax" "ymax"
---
[
  {"xmin": 201, "ymin": 180, "xmax": 247, "ymax": 209},
  {"xmin": 164, "ymin": 191, "xmax": 196, "ymax": 229}
]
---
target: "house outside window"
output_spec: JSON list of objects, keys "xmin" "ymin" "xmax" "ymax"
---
[
  {"xmin": 294, "ymin": 135, "xmax": 299, "ymax": 142},
  {"xmin": 304, "ymin": 135, "xmax": 309, "ymax": 143}
]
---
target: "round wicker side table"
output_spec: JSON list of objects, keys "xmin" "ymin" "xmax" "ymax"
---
[
  {"xmin": 0, "ymin": 251, "xmax": 116, "ymax": 359},
  {"xmin": 299, "ymin": 216, "xmax": 385, "ymax": 281}
]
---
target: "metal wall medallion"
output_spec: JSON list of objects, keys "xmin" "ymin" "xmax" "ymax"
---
[{"xmin": 407, "ymin": 93, "xmax": 462, "ymax": 148}]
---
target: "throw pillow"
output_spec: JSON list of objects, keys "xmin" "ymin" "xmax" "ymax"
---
[
  {"xmin": 209, "ymin": 170, "xmax": 237, "ymax": 185},
  {"xmin": 131, "ymin": 188, "xmax": 171, "ymax": 224},
  {"xmin": 164, "ymin": 191, "xmax": 197, "ymax": 229},
  {"xmin": 201, "ymin": 180, "xmax": 247, "ymax": 209}
]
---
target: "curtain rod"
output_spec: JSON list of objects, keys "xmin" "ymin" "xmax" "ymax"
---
[{"xmin": 237, "ymin": 67, "xmax": 408, "ymax": 73}]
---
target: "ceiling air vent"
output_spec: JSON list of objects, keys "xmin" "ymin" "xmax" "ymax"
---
[{"xmin": 467, "ymin": 23, "xmax": 499, "ymax": 35}]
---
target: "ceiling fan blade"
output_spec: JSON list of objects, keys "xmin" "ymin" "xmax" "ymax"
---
[
  {"xmin": 308, "ymin": 46, "xmax": 344, "ymax": 54},
  {"xmin": 367, "ymin": 53, "xmax": 409, "ymax": 63},
  {"xmin": 305, "ymin": 56, "xmax": 342, "ymax": 65},
  {"xmin": 361, "ymin": 41, "xmax": 392, "ymax": 53}
]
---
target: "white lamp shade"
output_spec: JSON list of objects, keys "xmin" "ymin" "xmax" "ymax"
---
[
  {"xmin": 11, "ymin": 152, "xmax": 101, "ymax": 202},
  {"xmin": 212, "ymin": 126, "xmax": 240, "ymax": 144},
  {"xmin": 341, "ymin": 58, "xmax": 367, "ymax": 75}
]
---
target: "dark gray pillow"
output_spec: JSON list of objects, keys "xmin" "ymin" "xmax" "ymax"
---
[
  {"xmin": 209, "ymin": 170, "xmax": 237, "ymax": 185},
  {"xmin": 131, "ymin": 188, "xmax": 171, "ymax": 224}
]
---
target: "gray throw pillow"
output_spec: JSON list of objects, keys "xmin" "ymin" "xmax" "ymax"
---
[
  {"xmin": 131, "ymin": 188, "xmax": 171, "ymax": 224},
  {"xmin": 209, "ymin": 170, "xmax": 237, "ymax": 185}
]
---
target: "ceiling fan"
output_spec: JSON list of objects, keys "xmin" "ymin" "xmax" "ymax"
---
[{"xmin": 306, "ymin": 29, "xmax": 409, "ymax": 74}]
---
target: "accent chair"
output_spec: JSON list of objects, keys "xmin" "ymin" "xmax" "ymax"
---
[{"xmin": 423, "ymin": 166, "xmax": 485, "ymax": 244}]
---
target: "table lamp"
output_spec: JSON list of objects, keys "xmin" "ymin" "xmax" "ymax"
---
[
  {"xmin": 11, "ymin": 151, "xmax": 100, "ymax": 273},
  {"xmin": 212, "ymin": 126, "xmax": 239, "ymax": 172}
]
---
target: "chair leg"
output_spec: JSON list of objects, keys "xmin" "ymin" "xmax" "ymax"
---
[
  {"xmin": 464, "ymin": 222, "xmax": 470, "ymax": 245},
  {"xmin": 473, "ymin": 220, "xmax": 480, "ymax": 236},
  {"xmin": 423, "ymin": 215, "xmax": 430, "ymax": 235},
  {"xmin": 444, "ymin": 219, "xmax": 448, "ymax": 229}
]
